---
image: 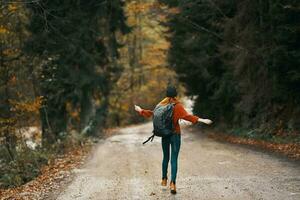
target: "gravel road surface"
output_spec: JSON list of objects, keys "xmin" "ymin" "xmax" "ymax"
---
[{"xmin": 56, "ymin": 123, "xmax": 300, "ymax": 200}]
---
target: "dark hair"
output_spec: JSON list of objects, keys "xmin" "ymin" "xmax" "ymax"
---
[{"xmin": 166, "ymin": 86, "xmax": 177, "ymax": 98}]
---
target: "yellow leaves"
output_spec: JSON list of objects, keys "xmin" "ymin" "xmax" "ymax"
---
[
  {"xmin": 8, "ymin": 4, "xmax": 18, "ymax": 12},
  {"xmin": 66, "ymin": 102, "xmax": 80, "ymax": 121},
  {"xmin": 127, "ymin": 2, "xmax": 153, "ymax": 14},
  {"xmin": 139, "ymin": 56, "xmax": 165, "ymax": 66},
  {"xmin": 168, "ymin": 7, "xmax": 181, "ymax": 15},
  {"xmin": 147, "ymin": 42, "xmax": 170, "ymax": 52},
  {"xmin": 127, "ymin": 17, "xmax": 138, "ymax": 27},
  {"xmin": 156, "ymin": 6, "xmax": 181, "ymax": 22},
  {"xmin": 3, "ymin": 48, "xmax": 20, "ymax": 56},
  {"xmin": 106, "ymin": 0, "xmax": 179, "ymax": 126},
  {"xmin": 140, "ymin": 42, "xmax": 170, "ymax": 67},
  {"xmin": 0, "ymin": 26, "xmax": 9, "ymax": 34},
  {"xmin": 126, "ymin": 2, "xmax": 156, "ymax": 26},
  {"xmin": 0, "ymin": 117, "xmax": 16, "ymax": 135},
  {"xmin": 9, "ymin": 96, "xmax": 44, "ymax": 114},
  {"xmin": 0, "ymin": 118, "xmax": 16, "ymax": 125}
]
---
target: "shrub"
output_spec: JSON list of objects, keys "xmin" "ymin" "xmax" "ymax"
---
[{"xmin": 0, "ymin": 145, "xmax": 50, "ymax": 188}]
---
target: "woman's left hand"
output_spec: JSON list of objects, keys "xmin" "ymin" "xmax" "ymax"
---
[
  {"xmin": 198, "ymin": 118, "xmax": 213, "ymax": 125},
  {"xmin": 134, "ymin": 105, "xmax": 142, "ymax": 112}
]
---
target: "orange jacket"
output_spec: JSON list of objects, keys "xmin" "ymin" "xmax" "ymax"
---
[{"xmin": 138, "ymin": 97, "xmax": 199, "ymax": 134}]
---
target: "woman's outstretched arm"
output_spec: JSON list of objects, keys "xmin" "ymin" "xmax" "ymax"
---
[
  {"xmin": 175, "ymin": 104, "xmax": 212, "ymax": 125},
  {"xmin": 134, "ymin": 105, "xmax": 153, "ymax": 118}
]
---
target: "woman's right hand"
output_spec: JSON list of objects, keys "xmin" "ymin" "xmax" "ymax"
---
[
  {"xmin": 198, "ymin": 118, "xmax": 213, "ymax": 125},
  {"xmin": 134, "ymin": 105, "xmax": 142, "ymax": 112}
]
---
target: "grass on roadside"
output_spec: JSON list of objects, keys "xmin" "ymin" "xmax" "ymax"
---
[
  {"xmin": 0, "ymin": 131, "xmax": 91, "ymax": 189},
  {"xmin": 226, "ymin": 128, "xmax": 300, "ymax": 144}
]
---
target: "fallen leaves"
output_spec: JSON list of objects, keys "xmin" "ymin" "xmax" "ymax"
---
[
  {"xmin": 0, "ymin": 144, "xmax": 92, "ymax": 200},
  {"xmin": 208, "ymin": 132, "xmax": 300, "ymax": 160}
]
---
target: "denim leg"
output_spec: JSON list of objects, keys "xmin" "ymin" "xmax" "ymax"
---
[
  {"xmin": 170, "ymin": 134, "xmax": 181, "ymax": 183},
  {"xmin": 161, "ymin": 137, "xmax": 170, "ymax": 179}
]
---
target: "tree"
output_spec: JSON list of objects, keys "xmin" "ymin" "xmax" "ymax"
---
[
  {"xmin": 0, "ymin": 2, "xmax": 38, "ymax": 159},
  {"xmin": 25, "ymin": 0, "xmax": 129, "ymax": 143},
  {"xmin": 160, "ymin": 0, "xmax": 300, "ymax": 135},
  {"xmin": 106, "ymin": 0, "xmax": 179, "ymax": 127}
]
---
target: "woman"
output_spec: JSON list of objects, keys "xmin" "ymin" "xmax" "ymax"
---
[{"xmin": 134, "ymin": 86, "xmax": 212, "ymax": 194}]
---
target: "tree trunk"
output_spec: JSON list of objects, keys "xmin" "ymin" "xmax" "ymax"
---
[
  {"xmin": 1, "ymin": 42, "xmax": 16, "ymax": 160},
  {"xmin": 80, "ymin": 88, "xmax": 93, "ymax": 131}
]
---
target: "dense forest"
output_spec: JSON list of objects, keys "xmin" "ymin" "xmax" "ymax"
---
[
  {"xmin": 0, "ymin": 0, "xmax": 177, "ymax": 188},
  {"xmin": 160, "ymin": 0, "xmax": 300, "ymax": 137},
  {"xmin": 0, "ymin": 0, "xmax": 299, "ymax": 189}
]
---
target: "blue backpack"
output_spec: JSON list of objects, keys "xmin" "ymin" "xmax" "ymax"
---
[{"xmin": 142, "ymin": 103, "xmax": 175, "ymax": 144}]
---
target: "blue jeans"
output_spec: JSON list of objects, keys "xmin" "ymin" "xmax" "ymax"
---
[{"xmin": 161, "ymin": 134, "xmax": 181, "ymax": 183}]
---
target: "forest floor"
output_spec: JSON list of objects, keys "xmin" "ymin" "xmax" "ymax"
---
[
  {"xmin": 0, "ymin": 144, "xmax": 92, "ymax": 200},
  {"xmin": 208, "ymin": 131, "xmax": 300, "ymax": 160},
  {"xmin": 51, "ymin": 123, "xmax": 300, "ymax": 200},
  {"xmin": 1, "ymin": 123, "xmax": 299, "ymax": 200}
]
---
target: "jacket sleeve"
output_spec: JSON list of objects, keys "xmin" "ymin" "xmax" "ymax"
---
[
  {"xmin": 139, "ymin": 109, "xmax": 153, "ymax": 118},
  {"xmin": 174, "ymin": 103, "xmax": 199, "ymax": 124}
]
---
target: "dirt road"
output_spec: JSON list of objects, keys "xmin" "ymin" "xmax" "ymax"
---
[{"xmin": 56, "ymin": 123, "xmax": 300, "ymax": 200}]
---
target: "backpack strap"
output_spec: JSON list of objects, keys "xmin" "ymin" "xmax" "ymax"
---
[{"xmin": 142, "ymin": 134, "xmax": 155, "ymax": 145}]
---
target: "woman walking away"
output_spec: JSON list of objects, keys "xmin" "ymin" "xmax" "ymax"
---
[{"xmin": 134, "ymin": 86, "xmax": 213, "ymax": 194}]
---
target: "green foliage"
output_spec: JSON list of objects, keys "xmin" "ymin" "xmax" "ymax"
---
[
  {"xmin": 160, "ymin": 0, "xmax": 300, "ymax": 136},
  {"xmin": 227, "ymin": 127, "xmax": 300, "ymax": 144},
  {"xmin": 0, "ymin": 129, "xmax": 91, "ymax": 188},
  {"xmin": 0, "ymin": 145, "xmax": 50, "ymax": 188},
  {"xmin": 0, "ymin": 0, "xmax": 130, "ymax": 188},
  {"xmin": 25, "ymin": 0, "xmax": 129, "ymax": 141},
  {"xmin": 105, "ymin": 0, "xmax": 179, "ymax": 127}
]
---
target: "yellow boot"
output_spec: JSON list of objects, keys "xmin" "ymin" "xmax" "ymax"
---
[
  {"xmin": 161, "ymin": 178, "xmax": 167, "ymax": 186},
  {"xmin": 170, "ymin": 181, "xmax": 176, "ymax": 194}
]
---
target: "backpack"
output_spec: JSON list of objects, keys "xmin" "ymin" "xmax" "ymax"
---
[{"xmin": 142, "ymin": 103, "xmax": 175, "ymax": 144}]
